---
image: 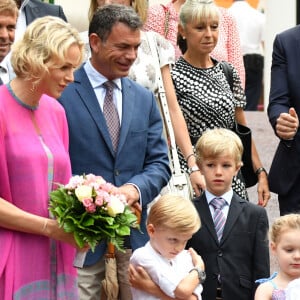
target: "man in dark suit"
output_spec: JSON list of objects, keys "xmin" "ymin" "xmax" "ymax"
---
[
  {"xmin": 59, "ymin": 5, "xmax": 170, "ymax": 300},
  {"xmin": 268, "ymin": 25, "xmax": 300, "ymax": 215},
  {"xmin": 14, "ymin": 0, "xmax": 66, "ymax": 40}
]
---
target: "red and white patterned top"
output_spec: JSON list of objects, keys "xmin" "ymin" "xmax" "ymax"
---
[{"xmin": 144, "ymin": 2, "xmax": 245, "ymax": 88}]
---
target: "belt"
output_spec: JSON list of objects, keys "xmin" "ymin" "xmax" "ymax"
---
[{"xmin": 216, "ymin": 286, "xmax": 222, "ymax": 300}]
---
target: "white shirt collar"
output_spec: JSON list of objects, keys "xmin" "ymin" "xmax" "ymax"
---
[
  {"xmin": 83, "ymin": 59, "xmax": 122, "ymax": 91},
  {"xmin": 205, "ymin": 189, "xmax": 233, "ymax": 206}
]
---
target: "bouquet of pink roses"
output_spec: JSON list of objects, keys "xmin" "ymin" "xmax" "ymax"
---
[{"xmin": 49, "ymin": 174, "xmax": 139, "ymax": 253}]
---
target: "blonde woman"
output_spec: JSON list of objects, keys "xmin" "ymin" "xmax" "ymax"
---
[{"xmin": 0, "ymin": 16, "xmax": 84, "ymax": 299}]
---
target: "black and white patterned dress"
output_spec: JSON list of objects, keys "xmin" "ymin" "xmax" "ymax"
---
[{"xmin": 171, "ymin": 57, "xmax": 248, "ymax": 199}]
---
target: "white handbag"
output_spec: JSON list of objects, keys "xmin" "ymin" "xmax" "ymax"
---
[{"xmin": 146, "ymin": 32, "xmax": 193, "ymax": 201}]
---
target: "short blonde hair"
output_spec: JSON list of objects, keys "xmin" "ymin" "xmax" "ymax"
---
[
  {"xmin": 0, "ymin": 0, "xmax": 18, "ymax": 17},
  {"xmin": 179, "ymin": 0, "xmax": 220, "ymax": 28},
  {"xmin": 195, "ymin": 128, "xmax": 243, "ymax": 166},
  {"xmin": 11, "ymin": 16, "xmax": 84, "ymax": 83},
  {"xmin": 270, "ymin": 214, "xmax": 300, "ymax": 244},
  {"xmin": 147, "ymin": 194, "xmax": 201, "ymax": 234},
  {"xmin": 89, "ymin": 0, "xmax": 147, "ymax": 23}
]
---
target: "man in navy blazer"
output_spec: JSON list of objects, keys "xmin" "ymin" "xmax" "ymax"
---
[
  {"xmin": 268, "ymin": 25, "xmax": 300, "ymax": 215},
  {"xmin": 59, "ymin": 5, "xmax": 170, "ymax": 300}
]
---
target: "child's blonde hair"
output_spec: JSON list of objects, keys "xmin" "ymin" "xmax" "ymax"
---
[
  {"xmin": 195, "ymin": 128, "xmax": 243, "ymax": 166},
  {"xmin": 147, "ymin": 194, "xmax": 201, "ymax": 234},
  {"xmin": 270, "ymin": 214, "xmax": 300, "ymax": 244}
]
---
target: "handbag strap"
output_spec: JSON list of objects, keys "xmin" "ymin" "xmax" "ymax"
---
[
  {"xmin": 145, "ymin": 32, "xmax": 182, "ymax": 177},
  {"xmin": 220, "ymin": 61, "xmax": 233, "ymax": 92}
]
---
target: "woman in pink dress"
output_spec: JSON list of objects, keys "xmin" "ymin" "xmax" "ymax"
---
[
  {"xmin": 144, "ymin": 0, "xmax": 245, "ymax": 87},
  {"xmin": 0, "ymin": 16, "xmax": 84, "ymax": 299}
]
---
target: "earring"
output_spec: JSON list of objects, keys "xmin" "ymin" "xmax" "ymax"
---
[
  {"xmin": 182, "ymin": 36, "xmax": 186, "ymax": 40},
  {"xmin": 30, "ymin": 84, "xmax": 37, "ymax": 93}
]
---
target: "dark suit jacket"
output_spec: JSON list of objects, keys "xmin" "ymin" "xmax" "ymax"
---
[
  {"xmin": 268, "ymin": 25, "xmax": 300, "ymax": 196},
  {"xmin": 24, "ymin": 0, "xmax": 67, "ymax": 25},
  {"xmin": 59, "ymin": 65, "xmax": 170, "ymax": 266},
  {"xmin": 187, "ymin": 193, "xmax": 269, "ymax": 300}
]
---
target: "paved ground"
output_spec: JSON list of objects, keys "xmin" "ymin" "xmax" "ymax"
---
[{"xmin": 244, "ymin": 111, "xmax": 280, "ymax": 272}]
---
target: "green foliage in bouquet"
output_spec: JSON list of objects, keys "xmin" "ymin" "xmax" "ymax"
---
[{"xmin": 49, "ymin": 174, "xmax": 139, "ymax": 252}]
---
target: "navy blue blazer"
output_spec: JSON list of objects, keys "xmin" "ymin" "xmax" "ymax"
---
[
  {"xmin": 59, "ymin": 65, "xmax": 170, "ymax": 265},
  {"xmin": 187, "ymin": 193, "xmax": 269, "ymax": 300},
  {"xmin": 24, "ymin": 0, "xmax": 67, "ymax": 25},
  {"xmin": 268, "ymin": 25, "xmax": 300, "ymax": 196}
]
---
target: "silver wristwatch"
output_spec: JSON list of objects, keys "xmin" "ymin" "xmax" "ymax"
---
[
  {"xmin": 187, "ymin": 165, "xmax": 200, "ymax": 175},
  {"xmin": 189, "ymin": 267, "xmax": 206, "ymax": 284}
]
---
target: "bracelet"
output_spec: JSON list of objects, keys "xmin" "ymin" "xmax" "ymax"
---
[
  {"xmin": 255, "ymin": 167, "xmax": 267, "ymax": 176},
  {"xmin": 42, "ymin": 219, "xmax": 48, "ymax": 232},
  {"xmin": 186, "ymin": 153, "xmax": 195, "ymax": 164}
]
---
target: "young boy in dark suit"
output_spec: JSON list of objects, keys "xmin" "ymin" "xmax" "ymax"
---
[
  {"xmin": 187, "ymin": 128, "xmax": 270, "ymax": 300},
  {"xmin": 128, "ymin": 129, "xmax": 270, "ymax": 300}
]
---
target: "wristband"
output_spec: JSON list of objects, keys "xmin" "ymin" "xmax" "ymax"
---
[
  {"xmin": 186, "ymin": 153, "xmax": 195, "ymax": 164},
  {"xmin": 255, "ymin": 167, "xmax": 267, "ymax": 176}
]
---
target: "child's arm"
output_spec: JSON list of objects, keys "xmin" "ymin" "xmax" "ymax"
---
[
  {"xmin": 254, "ymin": 282, "xmax": 273, "ymax": 300},
  {"xmin": 174, "ymin": 248, "xmax": 205, "ymax": 299},
  {"xmin": 129, "ymin": 264, "xmax": 187, "ymax": 300}
]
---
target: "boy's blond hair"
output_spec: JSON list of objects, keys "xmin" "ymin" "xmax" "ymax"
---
[
  {"xmin": 270, "ymin": 214, "xmax": 300, "ymax": 244},
  {"xmin": 195, "ymin": 128, "xmax": 243, "ymax": 166},
  {"xmin": 147, "ymin": 194, "xmax": 201, "ymax": 234}
]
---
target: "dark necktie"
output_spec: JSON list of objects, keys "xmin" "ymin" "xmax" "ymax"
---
[
  {"xmin": 103, "ymin": 81, "xmax": 120, "ymax": 152},
  {"xmin": 210, "ymin": 197, "xmax": 227, "ymax": 241}
]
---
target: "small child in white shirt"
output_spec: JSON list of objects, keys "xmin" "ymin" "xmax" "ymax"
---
[{"xmin": 130, "ymin": 194, "xmax": 204, "ymax": 300}]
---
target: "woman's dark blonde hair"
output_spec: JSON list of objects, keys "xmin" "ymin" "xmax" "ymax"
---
[
  {"xmin": 147, "ymin": 194, "xmax": 201, "ymax": 234},
  {"xmin": 89, "ymin": 0, "xmax": 148, "ymax": 24},
  {"xmin": 11, "ymin": 16, "xmax": 84, "ymax": 83},
  {"xmin": 270, "ymin": 214, "xmax": 300, "ymax": 244}
]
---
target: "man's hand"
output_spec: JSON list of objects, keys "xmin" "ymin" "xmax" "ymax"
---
[
  {"xmin": 116, "ymin": 184, "xmax": 141, "ymax": 213},
  {"xmin": 276, "ymin": 107, "xmax": 299, "ymax": 140}
]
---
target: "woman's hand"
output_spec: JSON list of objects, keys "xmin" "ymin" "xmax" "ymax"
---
[
  {"xmin": 256, "ymin": 172, "xmax": 270, "ymax": 207},
  {"xmin": 189, "ymin": 171, "xmax": 206, "ymax": 197},
  {"xmin": 45, "ymin": 219, "xmax": 89, "ymax": 251}
]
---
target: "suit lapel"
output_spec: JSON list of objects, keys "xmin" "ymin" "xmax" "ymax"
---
[
  {"xmin": 220, "ymin": 194, "xmax": 244, "ymax": 244},
  {"xmin": 74, "ymin": 66, "xmax": 115, "ymax": 156},
  {"xmin": 196, "ymin": 194, "xmax": 219, "ymax": 244}
]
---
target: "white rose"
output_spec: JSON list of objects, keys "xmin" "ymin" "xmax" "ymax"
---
[
  {"xmin": 75, "ymin": 185, "xmax": 93, "ymax": 202},
  {"xmin": 107, "ymin": 196, "xmax": 125, "ymax": 217}
]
